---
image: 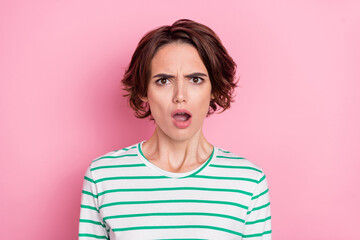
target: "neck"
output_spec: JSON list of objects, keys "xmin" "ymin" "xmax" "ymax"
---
[{"xmin": 142, "ymin": 127, "xmax": 213, "ymax": 173}]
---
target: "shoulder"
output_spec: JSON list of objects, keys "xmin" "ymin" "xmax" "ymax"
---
[
  {"xmin": 212, "ymin": 146, "xmax": 265, "ymax": 181},
  {"xmin": 88, "ymin": 142, "xmax": 140, "ymax": 169},
  {"xmin": 215, "ymin": 147, "xmax": 263, "ymax": 173}
]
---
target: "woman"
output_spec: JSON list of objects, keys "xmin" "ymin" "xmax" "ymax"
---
[{"xmin": 79, "ymin": 19, "xmax": 272, "ymax": 239}]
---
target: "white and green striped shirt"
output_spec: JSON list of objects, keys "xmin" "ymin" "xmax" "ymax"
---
[{"xmin": 79, "ymin": 141, "xmax": 272, "ymax": 239}]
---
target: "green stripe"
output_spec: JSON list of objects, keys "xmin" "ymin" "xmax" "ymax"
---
[
  {"xmin": 217, "ymin": 155, "xmax": 245, "ymax": 159},
  {"xmin": 95, "ymin": 175, "xmax": 168, "ymax": 183},
  {"xmin": 79, "ymin": 233, "xmax": 108, "ymax": 239},
  {"xmin": 245, "ymin": 216, "xmax": 271, "ymax": 225},
  {"xmin": 247, "ymin": 202, "xmax": 270, "ymax": 214},
  {"xmin": 110, "ymin": 146, "xmax": 136, "ymax": 153},
  {"xmin": 251, "ymin": 188, "xmax": 269, "ymax": 200},
  {"xmin": 138, "ymin": 142, "xmax": 148, "ymax": 161},
  {"xmin": 192, "ymin": 175, "xmax": 258, "ymax": 183},
  {"xmin": 219, "ymin": 149, "xmax": 231, "ymax": 153},
  {"xmin": 122, "ymin": 146, "xmax": 136, "ymax": 151},
  {"xmin": 185, "ymin": 146, "xmax": 215, "ymax": 178},
  {"xmin": 103, "ymin": 212, "xmax": 245, "ymax": 223},
  {"xmin": 92, "ymin": 154, "xmax": 138, "ymax": 163},
  {"xmin": 99, "ymin": 199, "xmax": 247, "ymax": 210},
  {"xmin": 98, "ymin": 186, "xmax": 252, "ymax": 197},
  {"xmin": 79, "ymin": 219, "xmax": 103, "ymax": 226},
  {"xmin": 84, "ymin": 176, "xmax": 95, "ymax": 183},
  {"xmin": 258, "ymin": 174, "xmax": 266, "ymax": 183},
  {"xmin": 81, "ymin": 204, "xmax": 99, "ymax": 212},
  {"xmin": 112, "ymin": 225, "xmax": 243, "ymax": 236},
  {"xmin": 91, "ymin": 164, "xmax": 146, "ymax": 171},
  {"xmin": 243, "ymin": 230, "xmax": 272, "ymax": 238},
  {"xmin": 209, "ymin": 164, "xmax": 262, "ymax": 173},
  {"xmin": 82, "ymin": 190, "xmax": 98, "ymax": 198}
]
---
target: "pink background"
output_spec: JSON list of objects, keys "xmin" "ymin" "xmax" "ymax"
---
[{"xmin": 1, "ymin": 0, "xmax": 359, "ymax": 239}]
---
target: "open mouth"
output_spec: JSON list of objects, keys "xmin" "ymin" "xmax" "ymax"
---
[
  {"xmin": 172, "ymin": 112, "xmax": 191, "ymax": 121},
  {"xmin": 171, "ymin": 109, "xmax": 192, "ymax": 129}
]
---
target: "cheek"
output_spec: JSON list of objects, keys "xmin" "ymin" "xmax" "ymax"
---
[
  {"xmin": 189, "ymin": 94, "xmax": 211, "ymax": 122},
  {"xmin": 194, "ymin": 88, "xmax": 211, "ymax": 106},
  {"xmin": 147, "ymin": 91, "xmax": 170, "ymax": 114}
]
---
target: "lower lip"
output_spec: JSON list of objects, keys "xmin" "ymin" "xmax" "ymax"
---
[{"xmin": 172, "ymin": 116, "xmax": 192, "ymax": 129}]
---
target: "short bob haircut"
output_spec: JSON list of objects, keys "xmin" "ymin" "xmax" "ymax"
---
[{"xmin": 122, "ymin": 19, "xmax": 237, "ymax": 119}]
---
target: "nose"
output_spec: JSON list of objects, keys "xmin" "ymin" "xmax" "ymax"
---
[{"xmin": 173, "ymin": 79, "xmax": 187, "ymax": 104}]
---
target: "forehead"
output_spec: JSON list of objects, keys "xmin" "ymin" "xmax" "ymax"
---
[{"xmin": 150, "ymin": 42, "xmax": 207, "ymax": 74}]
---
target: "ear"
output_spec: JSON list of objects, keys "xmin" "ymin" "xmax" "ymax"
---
[
  {"xmin": 210, "ymin": 93, "xmax": 215, "ymax": 100},
  {"xmin": 139, "ymin": 94, "xmax": 148, "ymax": 103}
]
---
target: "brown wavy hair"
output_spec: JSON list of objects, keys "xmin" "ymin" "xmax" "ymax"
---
[{"xmin": 121, "ymin": 19, "xmax": 237, "ymax": 118}]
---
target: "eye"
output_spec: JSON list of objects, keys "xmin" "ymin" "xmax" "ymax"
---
[
  {"xmin": 190, "ymin": 77, "xmax": 203, "ymax": 84},
  {"xmin": 155, "ymin": 78, "xmax": 170, "ymax": 85}
]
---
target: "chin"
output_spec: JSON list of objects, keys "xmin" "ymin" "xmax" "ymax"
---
[
  {"xmin": 167, "ymin": 126, "xmax": 202, "ymax": 142},
  {"xmin": 154, "ymin": 116, "xmax": 204, "ymax": 141}
]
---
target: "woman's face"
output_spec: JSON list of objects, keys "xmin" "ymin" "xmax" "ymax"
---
[{"xmin": 142, "ymin": 42, "xmax": 213, "ymax": 142}]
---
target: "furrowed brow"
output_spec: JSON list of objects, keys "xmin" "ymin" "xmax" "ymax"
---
[
  {"xmin": 185, "ymin": 72, "xmax": 208, "ymax": 78},
  {"xmin": 152, "ymin": 73, "xmax": 175, "ymax": 79}
]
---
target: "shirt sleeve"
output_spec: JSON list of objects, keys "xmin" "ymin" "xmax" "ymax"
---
[
  {"xmin": 243, "ymin": 172, "xmax": 272, "ymax": 239},
  {"xmin": 78, "ymin": 165, "xmax": 109, "ymax": 240}
]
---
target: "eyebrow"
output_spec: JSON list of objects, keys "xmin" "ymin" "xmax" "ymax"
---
[{"xmin": 152, "ymin": 72, "xmax": 208, "ymax": 79}]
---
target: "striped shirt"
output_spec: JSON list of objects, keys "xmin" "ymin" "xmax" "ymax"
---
[{"xmin": 79, "ymin": 141, "xmax": 272, "ymax": 239}]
